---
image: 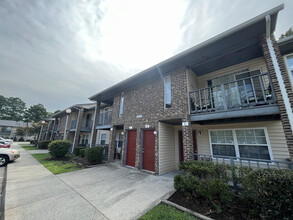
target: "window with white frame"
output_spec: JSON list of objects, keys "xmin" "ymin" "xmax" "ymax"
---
[
  {"xmin": 164, "ymin": 75, "xmax": 171, "ymax": 108},
  {"xmin": 119, "ymin": 93, "xmax": 124, "ymax": 117},
  {"xmin": 284, "ymin": 54, "xmax": 293, "ymax": 89},
  {"xmin": 209, "ymin": 128, "xmax": 272, "ymax": 160},
  {"xmin": 100, "ymin": 134, "xmax": 106, "ymax": 145}
]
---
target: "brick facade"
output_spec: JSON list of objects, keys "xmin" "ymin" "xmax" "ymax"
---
[
  {"xmin": 108, "ymin": 68, "xmax": 193, "ymax": 174},
  {"xmin": 261, "ymin": 34, "xmax": 293, "ymax": 160}
]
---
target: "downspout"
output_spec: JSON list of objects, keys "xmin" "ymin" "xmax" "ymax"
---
[
  {"xmin": 89, "ymin": 102, "xmax": 97, "ymax": 147},
  {"xmin": 50, "ymin": 119, "xmax": 56, "ymax": 141},
  {"xmin": 265, "ymin": 15, "xmax": 293, "ymax": 134},
  {"xmin": 71, "ymin": 107, "xmax": 81, "ymax": 153}
]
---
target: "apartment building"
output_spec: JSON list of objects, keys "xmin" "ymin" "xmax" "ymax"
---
[
  {"xmin": 42, "ymin": 103, "xmax": 110, "ymax": 151},
  {"xmin": 89, "ymin": 5, "xmax": 293, "ymax": 175}
]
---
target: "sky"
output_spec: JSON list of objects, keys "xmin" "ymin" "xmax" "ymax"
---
[{"xmin": 0, "ymin": 0, "xmax": 292, "ymax": 112}]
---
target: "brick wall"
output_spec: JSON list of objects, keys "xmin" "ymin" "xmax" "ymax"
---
[
  {"xmin": 107, "ymin": 68, "xmax": 193, "ymax": 173},
  {"xmin": 261, "ymin": 34, "xmax": 293, "ymax": 160}
]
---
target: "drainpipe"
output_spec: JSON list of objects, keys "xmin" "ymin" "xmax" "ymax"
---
[
  {"xmin": 265, "ymin": 15, "xmax": 293, "ymax": 134},
  {"xmin": 50, "ymin": 119, "xmax": 56, "ymax": 141},
  {"xmin": 89, "ymin": 101, "xmax": 97, "ymax": 148},
  {"xmin": 71, "ymin": 107, "xmax": 82, "ymax": 153}
]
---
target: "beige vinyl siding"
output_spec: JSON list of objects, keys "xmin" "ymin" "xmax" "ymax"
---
[
  {"xmin": 95, "ymin": 130, "xmax": 110, "ymax": 145},
  {"xmin": 185, "ymin": 120, "xmax": 290, "ymax": 161},
  {"xmin": 197, "ymin": 57, "xmax": 268, "ymax": 89},
  {"xmin": 159, "ymin": 122, "xmax": 176, "ymax": 175}
]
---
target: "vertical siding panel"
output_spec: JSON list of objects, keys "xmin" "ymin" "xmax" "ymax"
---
[{"xmin": 159, "ymin": 122, "xmax": 175, "ymax": 174}]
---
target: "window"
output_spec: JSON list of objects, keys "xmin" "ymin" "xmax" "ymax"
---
[
  {"xmin": 100, "ymin": 134, "xmax": 106, "ymax": 145},
  {"xmin": 119, "ymin": 93, "xmax": 124, "ymax": 117},
  {"xmin": 284, "ymin": 54, "xmax": 293, "ymax": 89},
  {"xmin": 210, "ymin": 130, "xmax": 235, "ymax": 157},
  {"xmin": 209, "ymin": 128, "xmax": 272, "ymax": 160},
  {"xmin": 85, "ymin": 114, "xmax": 92, "ymax": 127},
  {"xmin": 164, "ymin": 75, "xmax": 171, "ymax": 108}
]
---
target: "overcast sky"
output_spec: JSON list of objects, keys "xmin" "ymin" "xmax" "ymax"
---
[{"xmin": 0, "ymin": 0, "xmax": 292, "ymax": 112}]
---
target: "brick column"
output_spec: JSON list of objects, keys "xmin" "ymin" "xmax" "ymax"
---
[
  {"xmin": 90, "ymin": 102, "xmax": 101, "ymax": 147},
  {"xmin": 182, "ymin": 118, "xmax": 193, "ymax": 161},
  {"xmin": 108, "ymin": 126, "xmax": 116, "ymax": 162},
  {"xmin": 261, "ymin": 34, "xmax": 293, "ymax": 160}
]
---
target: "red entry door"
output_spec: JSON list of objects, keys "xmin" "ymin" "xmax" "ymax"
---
[
  {"xmin": 126, "ymin": 130, "xmax": 137, "ymax": 167},
  {"xmin": 178, "ymin": 130, "xmax": 197, "ymax": 161},
  {"xmin": 142, "ymin": 130, "xmax": 155, "ymax": 172}
]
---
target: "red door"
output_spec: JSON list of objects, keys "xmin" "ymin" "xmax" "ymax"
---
[
  {"xmin": 178, "ymin": 130, "xmax": 197, "ymax": 161},
  {"xmin": 126, "ymin": 130, "xmax": 137, "ymax": 167},
  {"xmin": 178, "ymin": 131, "xmax": 184, "ymax": 162},
  {"xmin": 142, "ymin": 130, "xmax": 155, "ymax": 172}
]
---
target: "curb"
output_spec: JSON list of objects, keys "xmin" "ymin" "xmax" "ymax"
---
[
  {"xmin": 0, "ymin": 166, "xmax": 7, "ymax": 220},
  {"xmin": 161, "ymin": 200, "xmax": 214, "ymax": 220}
]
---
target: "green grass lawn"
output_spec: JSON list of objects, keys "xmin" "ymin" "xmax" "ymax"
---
[
  {"xmin": 22, "ymin": 145, "xmax": 37, "ymax": 150},
  {"xmin": 32, "ymin": 153, "xmax": 84, "ymax": 174},
  {"xmin": 139, "ymin": 204, "xmax": 197, "ymax": 220}
]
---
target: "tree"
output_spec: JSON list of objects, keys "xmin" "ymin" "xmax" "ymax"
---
[
  {"xmin": 279, "ymin": 27, "xmax": 293, "ymax": 40},
  {"xmin": 24, "ymin": 104, "xmax": 48, "ymax": 123},
  {"xmin": 0, "ymin": 96, "xmax": 26, "ymax": 121}
]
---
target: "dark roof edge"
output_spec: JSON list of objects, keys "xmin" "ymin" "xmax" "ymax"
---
[{"xmin": 89, "ymin": 4, "xmax": 284, "ymax": 101}]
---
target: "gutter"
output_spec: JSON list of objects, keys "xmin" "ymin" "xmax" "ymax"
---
[
  {"xmin": 265, "ymin": 15, "xmax": 293, "ymax": 134},
  {"xmin": 89, "ymin": 101, "xmax": 97, "ymax": 147}
]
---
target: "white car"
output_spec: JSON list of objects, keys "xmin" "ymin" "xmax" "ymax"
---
[
  {"xmin": 0, "ymin": 137, "xmax": 13, "ymax": 145},
  {"xmin": 0, "ymin": 148, "xmax": 20, "ymax": 167}
]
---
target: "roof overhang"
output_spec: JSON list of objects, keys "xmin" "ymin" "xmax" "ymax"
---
[
  {"xmin": 89, "ymin": 4, "xmax": 284, "ymax": 104},
  {"xmin": 278, "ymin": 35, "xmax": 293, "ymax": 55}
]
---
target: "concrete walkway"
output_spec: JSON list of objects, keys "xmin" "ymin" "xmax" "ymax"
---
[
  {"xmin": 27, "ymin": 149, "xmax": 49, "ymax": 154},
  {"xmin": 5, "ymin": 144, "xmax": 174, "ymax": 220}
]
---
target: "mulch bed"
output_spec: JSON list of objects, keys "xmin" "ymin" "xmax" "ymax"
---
[
  {"xmin": 168, "ymin": 191, "xmax": 255, "ymax": 220},
  {"xmin": 73, "ymin": 157, "xmax": 104, "ymax": 166}
]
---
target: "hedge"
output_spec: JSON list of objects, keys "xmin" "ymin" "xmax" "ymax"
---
[
  {"xmin": 48, "ymin": 140, "xmax": 71, "ymax": 158},
  {"xmin": 175, "ymin": 160, "xmax": 293, "ymax": 217},
  {"xmin": 73, "ymin": 147, "xmax": 85, "ymax": 156},
  {"xmin": 85, "ymin": 147, "xmax": 104, "ymax": 163},
  {"xmin": 38, "ymin": 140, "xmax": 51, "ymax": 149}
]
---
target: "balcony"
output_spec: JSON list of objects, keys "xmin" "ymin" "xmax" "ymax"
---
[
  {"xmin": 189, "ymin": 72, "xmax": 279, "ymax": 121},
  {"xmin": 53, "ymin": 124, "xmax": 58, "ymax": 132},
  {"xmin": 70, "ymin": 120, "xmax": 77, "ymax": 131},
  {"xmin": 96, "ymin": 111, "xmax": 112, "ymax": 129},
  {"xmin": 81, "ymin": 120, "xmax": 93, "ymax": 132}
]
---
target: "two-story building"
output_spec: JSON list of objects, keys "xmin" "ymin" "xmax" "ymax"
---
[
  {"xmin": 89, "ymin": 5, "xmax": 293, "ymax": 175},
  {"xmin": 42, "ymin": 103, "xmax": 110, "ymax": 151}
]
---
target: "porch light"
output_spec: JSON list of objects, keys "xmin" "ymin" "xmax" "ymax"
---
[
  {"xmin": 66, "ymin": 108, "xmax": 72, "ymax": 114},
  {"xmin": 121, "ymin": 132, "xmax": 124, "ymax": 135},
  {"xmin": 153, "ymin": 131, "xmax": 158, "ymax": 135}
]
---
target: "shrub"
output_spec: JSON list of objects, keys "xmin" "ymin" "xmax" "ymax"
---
[
  {"xmin": 30, "ymin": 140, "xmax": 36, "ymax": 145},
  {"xmin": 179, "ymin": 160, "xmax": 230, "ymax": 180},
  {"xmin": 13, "ymin": 137, "xmax": 17, "ymax": 141},
  {"xmin": 38, "ymin": 140, "xmax": 51, "ymax": 149},
  {"xmin": 19, "ymin": 137, "xmax": 24, "ymax": 141},
  {"xmin": 79, "ymin": 149, "xmax": 85, "ymax": 158},
  {"xmin": 73, "ymin": 147, "xmax": 85, "ymax": 156},
  {"xmin": 85, "ymin": 147, "xmax": 104, "ymax": 163},
  {"xmin": 174, "ymin": 173, "xmax": 232, "ymax": 213},
  {"xmin": 242, "ymin": 169, "xmax": 293, "ymax": 219},
  {"xmin": 48, "ymin": 140, "xmax": 71, "ymax": 158}
]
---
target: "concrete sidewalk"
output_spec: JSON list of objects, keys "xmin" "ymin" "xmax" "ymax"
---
[
  {"xmin": 5, "ymin": 144, "xmax": 174, "ymax": 220},
  {"xmin": 5, "ymin": 144, "xmax": 105, "ymax": 220}
]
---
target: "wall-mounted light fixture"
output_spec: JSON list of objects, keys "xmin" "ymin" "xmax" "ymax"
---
[
  {"xmin": 153, "ymin": 130, "xmax": 158, "ymax": 135},
  {"xmin": 198, "ymin": 131, "xmax": 202, "ymax": 136},
  {"xmin": 121, "ymin": 131, "xmax": 124, "ymax": 135}
]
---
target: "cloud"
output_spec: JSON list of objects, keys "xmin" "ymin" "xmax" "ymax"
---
[{"xmin": 0, "ymin": 0, "xmax": 292, "ymax": 112}]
